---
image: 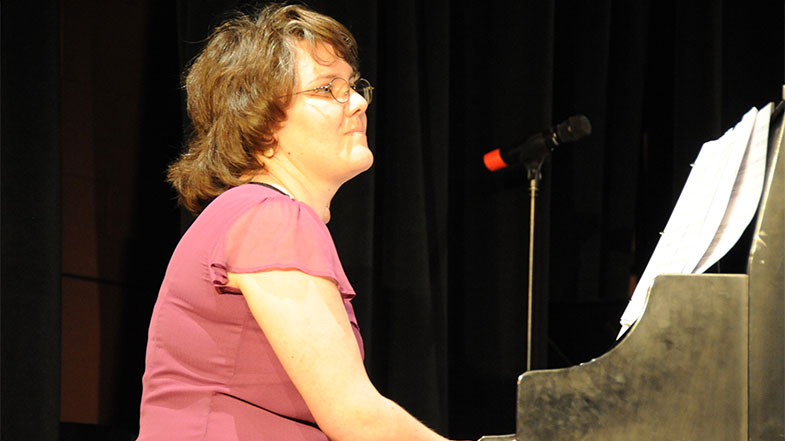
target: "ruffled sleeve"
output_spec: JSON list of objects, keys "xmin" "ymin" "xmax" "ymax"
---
[{"xmin": 209, "ymin": 195, "xmax": 355, "ymax": 299}]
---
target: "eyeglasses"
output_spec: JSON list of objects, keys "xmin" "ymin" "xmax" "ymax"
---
[{"xmin": 293, "ymin": 77, "xmax": 374, "ymax": 105}]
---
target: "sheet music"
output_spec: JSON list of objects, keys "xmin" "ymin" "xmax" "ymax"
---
[
  {"xmin": 694, "ymin": 103, "xmax": 771, "ymax": 273},
  {"xmin": 618, "ymin": 106, "xmax": 769, "ymax": 335}
]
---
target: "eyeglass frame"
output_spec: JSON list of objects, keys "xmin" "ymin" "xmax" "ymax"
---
[{"xmin": 291, "ymin": 77, "xmax": 374, "ymax": 105}]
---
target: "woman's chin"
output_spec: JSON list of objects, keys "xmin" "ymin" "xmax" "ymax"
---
[
  {"xmin": 353, "ymin": 144, "xmax": 374, "ymax": 167},
  {"xmin": 342, "ymin": 149, "xmax": 374, "ymax": 182},
  {"xmin": 358, "ymin": 148, "xmax": 374, "ymax": 172}
]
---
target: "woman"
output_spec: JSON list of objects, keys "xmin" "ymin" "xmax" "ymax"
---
[{"xmin": 137, "ymin": 4, "xmax": 457, "ymax": 441}]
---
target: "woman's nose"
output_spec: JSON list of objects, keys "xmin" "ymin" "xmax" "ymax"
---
[{"xmin": 345, "ymin": 87, "xmax": 369, "ymax": 115}]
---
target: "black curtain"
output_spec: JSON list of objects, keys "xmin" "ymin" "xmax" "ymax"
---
[
  {"xmin": 1, "ymin": 1, "xmax": 62, "ymax": 440},
  {"xmin": 1, "ymin": 1, "xmax": 782, "ymax": 440}
]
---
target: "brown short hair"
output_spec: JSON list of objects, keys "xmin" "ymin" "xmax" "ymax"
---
[{"xmin": 168, "ymin": 3, "xmax": 359, "ymax": 213}]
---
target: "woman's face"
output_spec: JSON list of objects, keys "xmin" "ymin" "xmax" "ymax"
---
[{"xmin": 274, "ymin": 41, "xmax": 373, "ymax": 188}]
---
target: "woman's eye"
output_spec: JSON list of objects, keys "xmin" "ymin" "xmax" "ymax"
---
[{"xmin": 316, "ymin": 85, "xmax": 332, "ymax": 95}]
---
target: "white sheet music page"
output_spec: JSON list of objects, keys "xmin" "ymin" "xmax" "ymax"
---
[
  {"xmin": 694, "ymin": 103, "xmax": 771, "ymax": 273},
  {"xmin": 618, "ymin": 106, "xmax": 766, "ymax": 336}
]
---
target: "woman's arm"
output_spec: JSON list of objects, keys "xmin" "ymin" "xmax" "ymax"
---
[{"xmin": 228, "ymin": 269, "xmax": 451, "ymax": 441}]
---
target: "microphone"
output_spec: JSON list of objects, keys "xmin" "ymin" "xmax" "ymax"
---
[{"xmin": 483, "ymin": 115, "xmax": 592, "ymax": 171}]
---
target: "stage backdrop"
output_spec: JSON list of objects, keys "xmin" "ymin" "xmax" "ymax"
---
[{"xmin": 2, "ymin": 0, "xmax": 782, "ymax": 440}]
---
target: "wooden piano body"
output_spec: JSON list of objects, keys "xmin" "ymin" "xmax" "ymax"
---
[{"xmin": 482, "ymin": 102, "xmax": 785, "ymax": 441}]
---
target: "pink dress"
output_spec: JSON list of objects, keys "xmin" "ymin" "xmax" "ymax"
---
[{"xmin": 137, "ymin": 183, "xmax": 364, "ymax": 441}]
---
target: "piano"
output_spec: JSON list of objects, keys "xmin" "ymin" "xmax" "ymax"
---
[{"xmin": 481, "ymin": 100, "xmax": 785, "ymax": 441}]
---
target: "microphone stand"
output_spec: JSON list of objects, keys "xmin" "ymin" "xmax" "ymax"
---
[
  {"xmin": 486, "ymin": 116, "xmax": 589, "ymax": 372},
  {"xmin": 523, "ymin": 157, "xmax": 546, "ymax": 373}
]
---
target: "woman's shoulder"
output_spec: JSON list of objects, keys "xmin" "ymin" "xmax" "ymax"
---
[
  {"xmin": 199, "ymin": 183, "xmax": 326, "ymax": 237},
  {"xmin": 206, "ymin": 183, "xmax": 353, "ymax": 297},
  {"xmin": 182, "ymin": 183, "xmax": 292, "ymax": 237},
  {"xmin": 199, "ymin": 183, "xmax": 292, "ymax": 218}
]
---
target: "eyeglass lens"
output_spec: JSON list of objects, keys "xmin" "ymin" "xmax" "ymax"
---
[{"xmin": 331, "ymin": 78, "xmax": 373, "ymax": 104}]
